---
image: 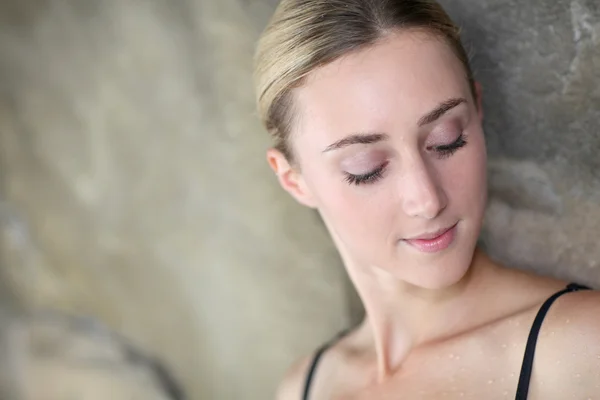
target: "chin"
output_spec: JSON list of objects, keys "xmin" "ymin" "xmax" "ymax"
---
[{"xmin": 393, "ymin": 228, "xmax": 479, "ymax": 290}]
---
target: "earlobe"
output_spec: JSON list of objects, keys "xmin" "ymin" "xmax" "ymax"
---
[{"xmin": 266, "ymin": 148, "xmax": 317, "ymax": 208}]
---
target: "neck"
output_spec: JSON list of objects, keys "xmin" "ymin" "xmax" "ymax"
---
[{"xmin": 343, "ymin": 248, "xmax": 495, "ymax": 382}]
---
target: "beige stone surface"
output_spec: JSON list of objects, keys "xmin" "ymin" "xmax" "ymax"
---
[
  {"xmin": 0, "ymin": 312, "xmax": 180, "ymax": 400},
  {"xmin": 483, "ymin": 158, "xmax": 600, "ymax": 287},
  {"xmin": 0, "ymin": 1, "xmax": 350, "ymax": 399}
]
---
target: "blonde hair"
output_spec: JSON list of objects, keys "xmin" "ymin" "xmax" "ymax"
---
[{"xmin": 254, "ymin": 0, "xmax": 475, "ymax": 162}]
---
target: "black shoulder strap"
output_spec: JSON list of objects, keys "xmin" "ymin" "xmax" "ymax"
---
[
  {"xmin": 515, "ymin": 283, "xmax": 591, "ymax": 400},
  {"xmin": 302, "ymin": 329, "xmax": 351, "ymax": 400}
]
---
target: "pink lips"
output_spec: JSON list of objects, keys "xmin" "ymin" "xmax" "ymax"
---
[{"xmin": 403, "ymin": 223, "xmax": 458, "ymax": 253}]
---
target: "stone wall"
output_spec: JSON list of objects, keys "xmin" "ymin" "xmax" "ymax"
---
[
  {"xmin": 0, "ymin": 0, "xmax": 598, "ymax": 399},
  {"xmin": 440, "ymin": 0, "xmax": 600, "ymax": 285},
  {"xmin": 0, "ymin": 1, "xmax": 350, "ymax": 399},
  {"xmin": 0, "ymin": 311, "xmax": 184, "ymax": 400}
]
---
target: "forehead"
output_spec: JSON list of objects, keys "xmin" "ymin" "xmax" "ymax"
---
[{"xmin": 292, "ymin": 31, "xmax": 471, "ymax": 147}]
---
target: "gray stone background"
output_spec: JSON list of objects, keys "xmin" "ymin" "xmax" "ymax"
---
[{"xmin": 0, "ymin": 0, "xmax": 597, "ymax": 399}]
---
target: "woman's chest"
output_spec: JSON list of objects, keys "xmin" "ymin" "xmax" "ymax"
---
[
  {"xmin": 327, "ymin": 327, "xmax": 531, "ymax": 400},
  {"xmin": 337, "ymin": 354, "xmax": 522, "ymax": 400},
  {"xmin": 340, "ymin": 366, "xmax": 521, "ymax": 400}
]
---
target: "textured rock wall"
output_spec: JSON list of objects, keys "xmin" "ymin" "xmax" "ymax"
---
[
  {"xmin": 0, "ymin": 311, "xmax": 184, "ymax": 400},
  {"xmin": 0, "ymin": 1, "xmax": 350, "ymax": 399},
  {"xmin": 440, "ymin": 0, "xmax": 600, "ymax": 285},
  {"xmin": 0, "ymin": 1, "xmax": 598, "ymax": 399}
]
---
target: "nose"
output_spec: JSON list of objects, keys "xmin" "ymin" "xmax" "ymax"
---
[{"xmin": 399, "ymin": 155, "xmax": 448, "ymax": 220}]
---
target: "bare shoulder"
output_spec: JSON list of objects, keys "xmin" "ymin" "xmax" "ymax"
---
[
  {"xmin": 545, "ymin": 286, "xmax": 600, "ymax": 335},
  {"xmin": 534, "ymin": 286, "xmax": 600, "ymax": 396},
  {"xmin": 275, "ymin": 354, "xmax": 313, "ymax": 400},
  {"xmin": 275, "ymin": 327, "xmax": 366, "ymax": 400}
]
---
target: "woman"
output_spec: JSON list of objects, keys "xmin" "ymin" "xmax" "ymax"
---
[{"xmin": 254, "ymin": 1, "xmax": 600, "ymax": 399}]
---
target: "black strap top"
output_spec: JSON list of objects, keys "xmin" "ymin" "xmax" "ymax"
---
[
  {"xmin": 514, "ymin": 283, "xmax": 590, "ymax": 399},
  {"xmin": 302, "ymin": 283, "xmax": 591, "ymax": 400}
]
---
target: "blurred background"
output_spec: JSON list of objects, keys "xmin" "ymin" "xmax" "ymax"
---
[{"xmin": 0, "ymin": 0, "xmax": 598, "ymax": 399}]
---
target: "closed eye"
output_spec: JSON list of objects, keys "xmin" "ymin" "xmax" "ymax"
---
[
  {"xmin": 344, "ymin": 162, "xmax": 388, "ymax": 186},
  {"xmin": 431, "ymin": 134, "xmax": 467, "ymax": 159},
  {"xmin": 343, "ymin": 134, "xmax": 467, "ymax": 186}
]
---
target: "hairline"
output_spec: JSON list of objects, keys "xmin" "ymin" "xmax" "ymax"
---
[{"xmin": 282, "ymin": 28, "xmax": 475, "ymax": 167}]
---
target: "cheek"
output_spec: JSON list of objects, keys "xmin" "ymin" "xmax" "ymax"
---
[
  {"xmin": 304, "ymin": 166, "xmax": 395, "ymax": 241},
  {"xmin": 321, "ymin": 184, "xmax": 393, "ymax": 228},
  {"xmin": 440, "ymin": 133, "xmax": 487, "ymax": 208}
]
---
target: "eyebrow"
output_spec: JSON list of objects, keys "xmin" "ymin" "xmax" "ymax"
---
[
  {"xmin": 418, "ymin": 97, "xmax": 467, "ymax": 127},
  {"xmin": 322, "ymin": 97, "xmax": 467, "ymax": 153},
  {"xmin": 323, "ymin": 132, "xmax": 389, "ymax": 153}
]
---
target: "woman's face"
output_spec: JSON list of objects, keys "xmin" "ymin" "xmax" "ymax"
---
[{"xmin": 271, "ymin": 31, "xmax": 488, "ymax": 289}]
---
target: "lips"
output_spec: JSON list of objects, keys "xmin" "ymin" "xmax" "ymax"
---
[{"xmin": 403, "ymin": 222, "xmax": 458, "ymax": 253}]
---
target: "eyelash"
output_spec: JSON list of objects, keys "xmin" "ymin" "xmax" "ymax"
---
[
  {"xmin": 343, "ymin": 133, "xmax": 468, "ymax": 186},
  {"xmin": 433, "ymin": 133, "xmax": 468, "ymax": 159},
  {"xmin": 344, "ymin": 162, "xmax": 388, "ymax": 186}
]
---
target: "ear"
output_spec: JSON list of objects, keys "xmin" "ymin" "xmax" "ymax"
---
[
  {"xmin": 474, "ymin": 81, "xmax": 484, "ymax": 122},
  {"xmin": 267, "ymin": 148, "xmax": 317, "ymax": 208}
]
